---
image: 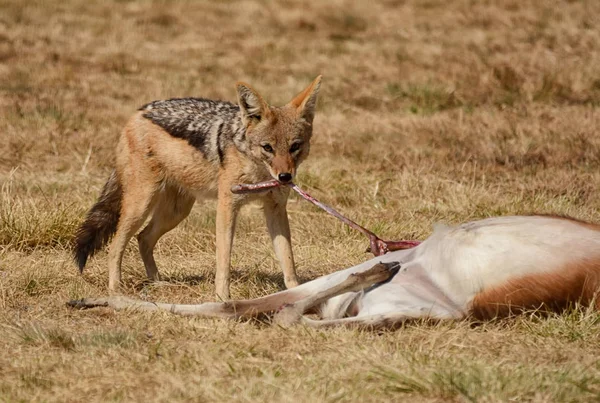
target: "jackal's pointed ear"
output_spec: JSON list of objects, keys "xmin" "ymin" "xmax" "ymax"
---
[
  {"xmin": 288, "ymin": 75, "xmax": 322, "ymax": 122},
  {"xmin": 236, "ymin": 82, "xmax": 269, "ymax": 127}
]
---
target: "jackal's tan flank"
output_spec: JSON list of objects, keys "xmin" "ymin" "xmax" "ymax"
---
[{"xmin": 74, "ymin": 76, "xmax": 322, "ymax": 299}]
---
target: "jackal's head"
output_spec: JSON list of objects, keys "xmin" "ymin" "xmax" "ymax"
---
[{"xmin": 236, "ymin": 76, "xmax": 322, "ymax": 183}]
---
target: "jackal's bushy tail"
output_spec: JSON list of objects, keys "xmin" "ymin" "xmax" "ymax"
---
[{"xmin": 74, "ymin": 171, "xmax": 122, "ymax": 272}]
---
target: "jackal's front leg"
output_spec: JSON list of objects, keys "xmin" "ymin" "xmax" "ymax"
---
[
  {"xmin": 263, "ymin": 188, "xmax": 299, "ymax": 289},
  {"xmin": 215, "ymin": 182, "xmax": 240, "ymax": 300}
]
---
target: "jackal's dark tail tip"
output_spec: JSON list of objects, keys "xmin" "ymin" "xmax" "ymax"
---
[
  {"xmin": 72, "ymin": 171, "xmax": 122, "ymax": 273},
  {"xmin": 73, "ymin": 211, "xmax": 119, "ymax": 273},
  {"xmin": 73, "ymin": 225, "xmax": 95, "ymax": 273},
  {"xmin": 76, "ymin": 252, "xmax": 86, "ymax": 273}
]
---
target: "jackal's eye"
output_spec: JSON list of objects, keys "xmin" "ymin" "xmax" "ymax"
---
[
  {"xmin": 262, "ymin": 144, "xmax": 274, "ymax": 153},
  {"xmin": 289, "ymin": 143, "xmax": 301, "ymax": 153}
]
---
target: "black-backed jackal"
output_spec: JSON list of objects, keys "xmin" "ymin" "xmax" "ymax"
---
[{"xmin": 74, "ymin": 76, "xmax": 322, "ymax": 299}]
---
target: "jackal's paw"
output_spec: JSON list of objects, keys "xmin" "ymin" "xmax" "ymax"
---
[
  {"xmin": 273, "ymin": 304, "xmax": 302, "ymax": 328},
  {"xmin": 284, "ymin": 278, "xmax": 300, "ymax": 289}
]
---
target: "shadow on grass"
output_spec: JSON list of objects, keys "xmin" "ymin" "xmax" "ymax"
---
[{"xmin": 131, "ymin": 270, "xmax": 317, "ymax": 293}]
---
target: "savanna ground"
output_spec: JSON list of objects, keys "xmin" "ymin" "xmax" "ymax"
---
[{"xmin": 1, "ymin": 0, "xmax": 600, "ymax": 401}]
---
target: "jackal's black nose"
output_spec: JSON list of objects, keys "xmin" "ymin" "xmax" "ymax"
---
[{"xmin": 278, "ymin": 173, "xmax": 293, "ymax": 183}]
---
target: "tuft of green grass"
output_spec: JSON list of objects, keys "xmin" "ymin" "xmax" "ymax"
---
[{"xmin": 0, "ymin": 178, "xmax": 83, "ymax": 250}]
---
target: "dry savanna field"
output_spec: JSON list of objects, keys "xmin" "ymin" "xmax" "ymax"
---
[{"xmin": 2, "ymin": 0, "xmax": 600, "ymax": 401}]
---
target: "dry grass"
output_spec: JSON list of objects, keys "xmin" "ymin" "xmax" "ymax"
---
[{"xmin": 2, "ymin": 0, "xmax": 600, "ymax": 401}]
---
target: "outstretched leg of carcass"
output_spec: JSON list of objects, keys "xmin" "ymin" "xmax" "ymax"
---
[
  {"xmin": 68, "ymin": 250, "xmax": 413, "ymax": 320},
  {"xmin": 273, "ymin": 261, "xmax": 400, "ymax": 327},
  {"xmin": 67, "ymin": 296, "xmax": 244, "ymax": 318},
  {"xmin": 67, "ymin": 289, "xmax": 308, "ymax": 319},
  {"xmin": 66, "ymin": 264, "xmax": 381, "ymax": 319}
]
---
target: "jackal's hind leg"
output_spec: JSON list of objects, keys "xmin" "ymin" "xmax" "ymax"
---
[
  {"xmin": 138, "ymin": 187, "xmax": 195, "ymax": 281},
  {"xmin": 273, "ymin": 261, "xmax": 400, "ymax": 327},
  {"xmin": 107, "ymin": 184, "xmax": 158, "ymax": 292}
]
